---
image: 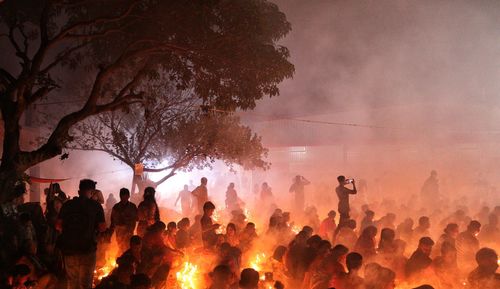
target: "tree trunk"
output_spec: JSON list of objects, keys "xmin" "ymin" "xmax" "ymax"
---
[{"xmin": 0, "ymin": 162, "xmax": 26, "ymax": 203}]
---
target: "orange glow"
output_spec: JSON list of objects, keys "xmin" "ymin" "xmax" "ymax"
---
[
  {"xmin": 249, "ymin": 252, "xmax": 267, "ymax": 272},
  {"xmin": 175, "ymin": 261, "xmax": 200, "ymax": 289}
]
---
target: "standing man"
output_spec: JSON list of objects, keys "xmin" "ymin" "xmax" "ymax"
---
[
  {"xmin": 289, "ymin": 175, "xmax": 310, "ymax": 213},
  {"xmin": 110, "ymin": 188, "xmax": 138, "ymax": 254},
  {"xmin": 56, "ymin": 179, "xmax": 106, "ymax": 289},
  {"xmin": 191, "ymin": 177, "xmax": 208, "ymax": 215},
  {"xmin": 174, "ymin": 185, "xmax": 192, "ymax": 216},
  {"xmin": 421, "ymin": 170, "xmax": 439, "ymax": 206},
  {"xmin": 336, "ymin": 175, "xmax": 357, "ymax": 227}
]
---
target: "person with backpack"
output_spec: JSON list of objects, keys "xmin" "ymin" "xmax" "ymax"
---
[{"xmin": 56, "ymin": 179, "xmax": 106, "ymax": 289}]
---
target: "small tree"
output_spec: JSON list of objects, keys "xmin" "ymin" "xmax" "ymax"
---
[
  {"xmin": 73, "ymin": 79, "xmax": 268, "ymax": 192},
  {"xmin": 0, "ymin": 0, "xmax": 293, "ymax": 202},
  {"xmin": 74, "ymin": 101, "xmax": 268, "ymax": 192}
]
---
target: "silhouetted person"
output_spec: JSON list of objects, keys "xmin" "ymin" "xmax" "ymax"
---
[
  {"xmin": 413, "ymin": 216, "xmax": 431, "ymax": 241},
  {"xmin": 433, "ymin": 222, "xmax": 459, "ymax": 261},
  {"xmin": 110, "ymin": 188, "xmax": 138, "ymax": 254},
  {"xmin": 174, "ymin": 185, "xmax": 192, "ymax": 216},
  {"xmin": 201, "ymin": 201, "xmax": 220, "ymax": 248},
  {"xmin": 330, "ymin": 252, "xmax": 364, "ymax": 289},
  {"xmin": 137, "ymin": 187, "xmax": 160, "ymax": 237},
  {"xmin": 432, "ymin": 242, "xmax": 460, "ymax": 288},
  {"xmin": 225, "ymin": 183, "xmax": 242, "ymax": 212},
  {"xmin": 175, "ymin": 218, "xmax": 191, "ymax": 249},
  {"xmin": 354, "ymin": 226, "xmax": 377, "ymax": 260},
  {"xmin": 457, "ymin": 220, "xmax": 481, "ymax": 272},
  {"xmin": 319, "ymin": 210, "xmax": 337, "ymax": 241},
  {"xmin": 208, "ymin": 264, "xmax": 235, "ymax": 289},
  {"xmin": 421, "ymin": 170, "xmax": 439, "ymax": 206},
  {"xmin": 192, "ymin": 177, "xmax": 209, "ymax": 215},
  {"xmin": 335, "ymin": 175, "xmax": 357, "ymax": 226},
  {"xmin": 260, "ymin": 182, "xmax": 274, "ymax": 203},
  {"xmin": 239, "ymin": 268, "xmax": 260, "ymax": 289},
  {"xmin": 56, "ymin": 179, "xmax": 106, "ymax": 289},
  {"xmin": 360, "ymin": 210, "xmax": 375, "ymax": 232},
  {"xmin": 405, "ymin": 237, "xmax": 434, "ymax": 279},
  {"xmin": 289, "ymin": 175, "xmax": 310, "ymax": 213},
  {"xmin": 479, "ymin": 213, "xmax": 499, "ymax": 244},
  {"xmin": 105, "ymin": 193, "xmax": 117, "ymax": 213},
  {"xmin": 467, "ymin": 247, "xmax": 500, "ymax": 289}
]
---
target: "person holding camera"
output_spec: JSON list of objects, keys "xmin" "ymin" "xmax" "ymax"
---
[{"xmin": 336, "ymin": 175, "xmax": 357, "ymax": 227}]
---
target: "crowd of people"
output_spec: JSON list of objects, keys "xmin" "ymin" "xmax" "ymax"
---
[{"xmin": 0, "ymin": 172, "xmax": 498, "ymax": 289}]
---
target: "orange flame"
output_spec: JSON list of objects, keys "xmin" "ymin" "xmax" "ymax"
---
[{"xmin": 176, "ymin": 261, "xmax": 200, "ymax": 289}]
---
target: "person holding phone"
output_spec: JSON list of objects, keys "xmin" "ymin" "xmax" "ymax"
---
[{"xmin": 336, "ymin": 175, "xmax": 357, "ymax": 227}]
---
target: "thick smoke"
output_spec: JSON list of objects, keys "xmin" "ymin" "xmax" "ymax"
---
[{"xmin": 237, "ymin": 0, "xmax": 500, "ymax": 212}]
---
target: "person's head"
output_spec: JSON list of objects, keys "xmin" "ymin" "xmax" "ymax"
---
[
  {"xmin": 347, "ymin": 219, "xmax": 357, "ymax": 230},
  {"xmin": 302, "ymin": 225, "xmax": 313, "ymax": 237},
  {"xmin": 183, "ymin": 184, "xmax": 189, "ymax": 190},
  {"xmin": 365, "ymin": 210, "xmax": 375, "ymax": 219},
  {"xmin": 380, "ymin": 228, "xmax": 396, "ymax": 242},
  {"xmin": 418, "ymin": 237, "xmax": 434, "ymax": 256},
  {"xmin": 272, "ymin": 246, "xmax": 287, "ymax": 262},
  {"xmin": 203, "ymin": 201, "xmax": 216, "ymax": 216},
  {"xmin": 144, "ymin": 187, "xmax": 155, "ymax": 198},
  {"xmin": 201, "ymin": 177, "xmax": 208, "ymax": 185},
  {"xmin": 306, "ymin": 235, "xmax": 322, "ymax": 249},
  {"xmin": 418, "ymin": 216, "xmax": 430, "ymax": 229},
  {"xmin": 327, "ymin": 210, "xmax": 336, "ymax": 219},
  {"xmin": 49, "ymin": 183, "xmax": 61, "ymax": 193},
  {"xmin": 167, "ymin": 222, "xmax": 177, "ymax": 233},
  {"xmin": 245, "ymin": 222, "xmax": 256, "ymax": 232},
  {"xmin": 228, "ymin": 182, "xmax": 234, "ymax": 189},
  {"xmin": 78, "ymin": 179, "xmax": 96, "ymax": 198},
  {"xmin": 295, "ymin": 175, "xmax": 302, "ymax": 182},
  {"xmin": 337, "ymin": 175, "xmax": 346, "ymax": 184},
  {"xmin": 430, "ymin": 170, "xmax": 437, "ymax": 178},
  {"xmin": 443, "ymin": 223, "xmax": 459, "ymax": 238},
  {"xmin": 210, "ymin": 264, "xmax": 234, "ymax": 288},
  {"xmin": 119, "ymin": 188, "xmax": 130, "ymax": 202},
  {"xmin": 239, "ymin": 268, "xmax": 260, "ymax": 289},
  {"xmin": 413, "ymin": 286, "xmax": 435, "ymax": 289},
  {"xmin": 467, "ymin": 220, "xmax": 481, "ymax": 235},
  {"xmin": 346, "ymin": 252, "xmax": 363, "ymax": 272},
  {"xmin": 226, "ymin": 223, "xmax": 236, "ymax": 236},
  {"xmin": 262, "ymin": 182, "xmax": 269, "ymax": 189},
  {"xmin": 130, "ymin": 273, "xmax": 151, "ymax": 289},
  {"xmin": 178, "ymin": 218, "xmax": 190, "ymax": 230},
  {"xmin": 130, "ymin": 235, "xmax": 142, "ymax": 249},
  {"xmin": 331, "ymin": 244, "xmax": 349, "ymax": 263},
  {"xmin": 475, "ymin": 247, "xmax": 498, "ymax": 273}
]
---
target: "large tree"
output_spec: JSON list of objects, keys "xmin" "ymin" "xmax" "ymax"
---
[{"xmin": 0, "ymin": 0, "xmax": 293, "ymax": 202}]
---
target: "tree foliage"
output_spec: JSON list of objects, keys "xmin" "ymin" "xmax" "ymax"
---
[{"xmin": 0, "ymin": 0, "xmax": 293, "ymax": 201}]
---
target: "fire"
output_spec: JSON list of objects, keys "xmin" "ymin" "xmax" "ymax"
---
[
  {"xmin": 249, "ymin": 252, "xmax": 267, "ymax": 272},
  {"xmin": 291, "ymin": 224, "xmax": 301, "ymax": 234},
  {"xmin": 93, "ymin": 258, "xmax": 117, "ymax": 286},
  {"xmin": 176, "ymin": 261, "xmax": 200, "ymax": 289}
]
